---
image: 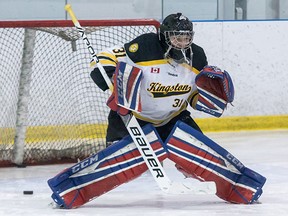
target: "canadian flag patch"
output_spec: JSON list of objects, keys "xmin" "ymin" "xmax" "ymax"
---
[{"xmin": 150, "ymin": 67, "xmax": 160, "ymax": 73}]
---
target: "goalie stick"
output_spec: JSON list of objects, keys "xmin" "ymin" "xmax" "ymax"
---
[{"xmin": 64, "ymin": 4, "xmax": 215, "ymax": 195}]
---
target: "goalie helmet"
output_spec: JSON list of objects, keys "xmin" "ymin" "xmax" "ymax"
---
[{"xmin": 159, "ymin": 13, "xmax": 194, "ymax": 65}]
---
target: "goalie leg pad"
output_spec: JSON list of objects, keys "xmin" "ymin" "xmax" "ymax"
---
[
  {"xmin": 48, "ymin": 124, "xmax": 166, "ymax": 208},
  {"xmin": 165, "ymin": 121, "xmax": 266, "ymax": 204}
]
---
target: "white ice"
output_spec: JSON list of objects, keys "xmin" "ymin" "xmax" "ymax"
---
[{"xmin": 0, "ymin": 130, "xmax": 287, "ymax": 216}]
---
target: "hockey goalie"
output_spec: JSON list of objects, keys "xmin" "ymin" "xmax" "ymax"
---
[{"xmin": 47, "ymin": 12, "xmax": 266, "ymax": 208}]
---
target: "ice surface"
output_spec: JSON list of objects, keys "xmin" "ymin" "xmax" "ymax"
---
[{"xmin": 0, "ymin": 130, "xmax": 287, "ymax": 216}]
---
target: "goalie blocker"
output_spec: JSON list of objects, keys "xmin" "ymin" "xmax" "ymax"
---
[
  {"xmin": 48, "ymin": 121, "xmax": 265, "ymax": 208},
  {"xmin": 107, "ymin": 61, "xmax": 143, "ymax": 116}
]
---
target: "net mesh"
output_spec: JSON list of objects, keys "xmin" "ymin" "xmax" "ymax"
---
[{"xmin": 0, "ymin": 20, "xmax": 159, "ymax": 166}]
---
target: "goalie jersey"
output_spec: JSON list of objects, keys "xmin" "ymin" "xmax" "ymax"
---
[{"xmin": 91, "ymin": 32, "xmax": 208, "ymax": 126}]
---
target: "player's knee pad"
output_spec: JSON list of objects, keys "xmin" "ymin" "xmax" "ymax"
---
[
  {"xmin": 48, "ymin": 124, "xmax": 166, "ymax": 208},
  {"xmin": 165, "ymin": 121, "xmax": 266, "ymax": 204}
]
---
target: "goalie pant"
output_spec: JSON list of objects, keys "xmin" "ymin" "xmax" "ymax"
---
[{"xmin": 47, "ymin": 122, "xmax": 266, "ymax": 208}]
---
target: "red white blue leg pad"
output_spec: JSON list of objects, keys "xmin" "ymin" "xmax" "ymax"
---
[
  {"xmin": 165, "ymin": 121, "xmax": 266, "ymax": 204},
  {"xmin": 47, "ymin": 124, "xmax": 166, "ymax": 208}
]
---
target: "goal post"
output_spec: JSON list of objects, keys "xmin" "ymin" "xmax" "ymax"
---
[{"xmin": 0, "ymin": 19, "xmax": 160, "ymax": 166}]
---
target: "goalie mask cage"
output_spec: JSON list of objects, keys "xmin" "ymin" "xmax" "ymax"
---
[{"xmin": 0, "ymin": 19, "xmax": 160, "ymax": 167}]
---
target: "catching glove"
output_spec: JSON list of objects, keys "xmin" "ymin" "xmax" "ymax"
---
[{"xmin": 195, "ymin": 65, "xmax": 234, "ymax": 117}]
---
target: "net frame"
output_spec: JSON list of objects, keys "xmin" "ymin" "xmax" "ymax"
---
[{"xmin": 0, "ymin": 19, "xmax": 160, "ymax": 167}]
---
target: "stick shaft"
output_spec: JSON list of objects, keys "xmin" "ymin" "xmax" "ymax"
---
[
  {"xmin": 65, "ymin": 4, "xmax": 113, "ymax": 91},
  {"xmin": 64, "ymin": 4, "xmax": 172, "ymax": 192}
]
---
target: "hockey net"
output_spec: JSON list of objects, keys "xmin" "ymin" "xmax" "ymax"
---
[{"xmin": 0, "ymin": 19, "xmax": 160, "ymax": 166}]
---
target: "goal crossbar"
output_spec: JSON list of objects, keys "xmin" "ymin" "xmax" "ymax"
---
[{"xmin": 0, "ymin": 19, "xmax": 160, "ymax": 28}]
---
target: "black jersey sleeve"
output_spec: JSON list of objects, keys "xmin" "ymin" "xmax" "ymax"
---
[
  {"xmin": 90, "ymin": 47, "xmax": 123, "ymax": 91},
  {"xmin": 191, "ymin": 43, "xmax": 208, "ymax": 71},
  {"xmin": 90, "ymin": 66, "xmax": 114, "ymax": 91}
]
